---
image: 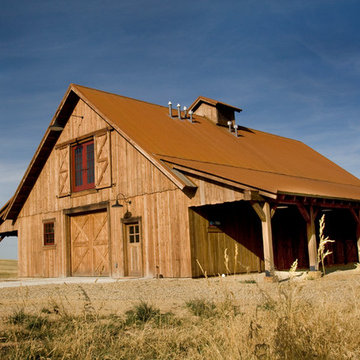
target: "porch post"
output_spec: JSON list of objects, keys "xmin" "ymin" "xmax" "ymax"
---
[
  {"xmin": 306, "ymin": 206, "xmax": 318, "ymax": 271},
  {"xmin": 262, "ymin": 202, "xmax": 275, "ymax": 276},
  {"xmin": 356, "ymin": 222, "xmax": 360, "ymax": 262},
  {"xmin": 352, "ymin": 209, "xmax": 360, "ymax": 262},
  {"xmin": 251, "ymin": 200, "xmax": 275, "ymax": 277},
  {"xmin": 349, "ymin": 208, "xmax": 360, "ymax": 262}
]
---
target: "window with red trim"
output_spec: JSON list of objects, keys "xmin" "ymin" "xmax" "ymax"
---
[
  {"xmin": 71, "ymin": 140, "xmax": 95, "ymax": 192},
  {"xmin": 44, "ymin": 222, "xmax": 55, "ymax": 246}
]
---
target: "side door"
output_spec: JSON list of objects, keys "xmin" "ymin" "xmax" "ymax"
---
[{"xmin": 124, "ymin": 220, "xmax": 143, "ymax": 277}]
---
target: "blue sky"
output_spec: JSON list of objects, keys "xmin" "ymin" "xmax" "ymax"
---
[{"xmin": 1, "ymin": 0, "xmax": 360, "ymax": 259}]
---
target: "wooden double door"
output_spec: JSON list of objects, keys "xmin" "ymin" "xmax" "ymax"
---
[{"xmin": 70, "ymin": 210, "xmax": 110, "ymax": 276}]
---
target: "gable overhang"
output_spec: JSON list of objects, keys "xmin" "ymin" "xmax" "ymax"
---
[
  {"xmin": 3, "ymin": 85, "xmax": 192, "ymax": 221},
  {"xmin": 4, "ymin": 87, "xmax": 79, "ymax": 220}
]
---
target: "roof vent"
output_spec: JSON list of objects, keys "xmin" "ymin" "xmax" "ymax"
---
[
  {"xmin": 168, "ymin": 101, "xmax": 173, "ymax": 118},
  {"xmin": 189, "ymin": 110, "xmax": 193, "ymax": 123},
  {"xmin": 177, "ymin": 104, "xmax": 181, "ymax": 120},
  {"xmin": 233, "ymin": 124, "xmax": 239, "ymax": 137},
  {"xmin": 227, "ymin": 120, "xmax": 232, "ymax": 133},
  {"xmin": 183, "ymin": 106, "xmax": 188, "ymax": 118}
]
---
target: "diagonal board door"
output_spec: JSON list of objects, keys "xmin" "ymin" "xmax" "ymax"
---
[{"xmin": 70, "ymin": 210, "xmax": 109, "ymax": 276}]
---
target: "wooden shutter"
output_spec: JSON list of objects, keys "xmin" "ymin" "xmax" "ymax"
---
[
  {"xmin": 95, "ymin": 131, "xmax": 112, "ymax": 189},
  {"xmin": 57, "ymin": 146, "xmax": 70, "ymax": 197}
]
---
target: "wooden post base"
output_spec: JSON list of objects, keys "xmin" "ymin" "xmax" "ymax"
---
[
  {"xmin": 264, "ymin": 274, "xmax": 278, "ymax": 283},
  {"xmin": 306, "ymin": 270, "xmax": 322, "ymax": 280}
]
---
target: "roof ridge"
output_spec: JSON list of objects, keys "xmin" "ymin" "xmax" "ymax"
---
[
  {"xmin": 72, "ymin": 83, "xmax": 171, "ymax": 111},
  {"xmin": 246, "ymin": 127, "xmax": 304, "ymax": 143}
]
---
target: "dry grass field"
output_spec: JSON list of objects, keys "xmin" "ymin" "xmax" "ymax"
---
[
  {"xmin": 0, "ymin": 269, "xmax": 359, "ymax": 359},
  {"xmin": 0, "ymin": 259, "xmax": 17, "ymax": 279}
]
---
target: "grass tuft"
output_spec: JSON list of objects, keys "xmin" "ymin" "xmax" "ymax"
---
[
  {"xmin": 186, "ymin": 299, "xmax": 217, "ymax": 318},
  {"xmin": 125, "ymin": 301, "xmax": 160, "ymax": 325}
]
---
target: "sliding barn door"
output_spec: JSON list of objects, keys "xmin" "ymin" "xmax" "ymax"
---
[{"xmin": 70, "ymin": 210, "xmax": 109, "ymax": 276}]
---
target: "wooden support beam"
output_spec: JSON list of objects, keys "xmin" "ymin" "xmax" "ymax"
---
[
  {"xmin": 251, "ymin": 202, "xmax": 266, "ymax": 222},
  {"xmin": 350, "ymin": 208, "xmax": 360, "ymax": 224},
  {"xmin": 296, "ymin": 203, "xmax": 310, "ymax": 223},
  {"xmin": 244, "ymin": 190, "xmax": 265, "ymax": 202},
  {"xmin": 357, "ymin": 222, "xmax": 360, "ymax": 263},
  {"xmin": 261, "ymin": 202, "xmax": 275, "ymax": 277},
  {"xmin": 306, "ymin": 206, "xmax": 318, "ymax": 271},
  {"xmin": 350, "ymin": 208, "xmax": 360, "ymax": 262},
  {"xmin": 271, "ymin": 206, "xmax": 277, "ymax": 219},
  {"xmin": 251, "ymin": 202, "xmax": 275, "ymax": 277}
]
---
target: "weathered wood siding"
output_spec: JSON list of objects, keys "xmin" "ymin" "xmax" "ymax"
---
[
  {"xmin": 272, "ymin": 206, "xmax": 309, "ymax": 270},
  {"xmin": 320, "ymin": 209, "xmax": 358, "ymax": 266},
  {"xmin": 186, "ymin": 175, "xmax": 245, "ymax": 207},
  {"xmin": 16, "ymin": 99, "xmax": 196, "ymax": 277},
  {"xmin": 189, "ymin": 202, "xmax": 264, "ymax": 277},
  {"xmin": 14, "ymin": 97, "xmax": 255, "ymax": 278}
]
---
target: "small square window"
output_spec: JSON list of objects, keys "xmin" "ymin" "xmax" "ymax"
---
[
  {"xmin": 44, "ymin": 222, "xmax": 55, "ymax": 246},
  {"xmin": 127, "ymin": 224, "xmax": 140, "ymax": 244}
]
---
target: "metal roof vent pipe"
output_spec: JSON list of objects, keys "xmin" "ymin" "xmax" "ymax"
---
[
  {"xmin": 177, "ymin": 104, "xmax": 181, "ymax": 119},
  {"xmin": 168, "ymin": 101, "xmax": 173, "ymax": 118},
  {"xmin": 183, "ymin": 106, "xmax": 188, "ymax": 119},
  {"xmin": 189, "ymin": 110, "xmax": 193, "ymax": 123},
  {"xmin": 234, "ymin": 124, "xmax": 239, "ymax": 137},
  {"xmin": 227, "ymin": 121, "xmax": 232, "ymax": 133}
]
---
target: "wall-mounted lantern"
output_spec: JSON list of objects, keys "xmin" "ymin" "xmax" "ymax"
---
[{"xmin": 112, "ymin": 192, "xmax": 132, "ymax": 218}]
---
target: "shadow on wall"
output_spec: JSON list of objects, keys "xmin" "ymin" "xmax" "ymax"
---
[{"xmin": 190, "ymin": 202, "xmax": 264, "ymax": 277}]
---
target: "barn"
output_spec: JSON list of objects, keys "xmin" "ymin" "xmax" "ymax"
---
[{"xmin": 1, "ymin": 84, "xmax": 360, "ymax": 279}]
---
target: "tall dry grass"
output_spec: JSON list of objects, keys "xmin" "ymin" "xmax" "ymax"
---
[
  {"xmin": 0, "ymin": 259, "xmax": 17, "ymax": 279},
  {"xmin": 318, "ymin": 214, "xmax": 335, "ymax": 275},
  {"xmin": 1, "ymin": 277, "xmax": 360, "ymax": 360}
]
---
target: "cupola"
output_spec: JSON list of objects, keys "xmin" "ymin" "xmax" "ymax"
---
[{"xmin": 188, "ymin": 96, "xmax": 242, "ymax": 127}]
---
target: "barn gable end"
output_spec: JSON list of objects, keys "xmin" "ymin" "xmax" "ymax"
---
[{"xmin": 15, "ymin": 96, "xmax": 191, "ymax": 278}]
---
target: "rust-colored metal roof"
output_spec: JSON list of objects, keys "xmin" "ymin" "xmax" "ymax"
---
[
  {"xmin": 189, "ymin": 95, "xmax": 242, "ymax": 112},
  {"xmin": 73, "ymin": 84, "xmax": 360, "ymax": 200},
  {"xmin": 3, "ymin": 84, "xmax": 360, "ymax": 220}
]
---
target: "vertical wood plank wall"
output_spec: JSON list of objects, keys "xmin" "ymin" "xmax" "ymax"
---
[
  {"xmin": 272, "ymin": 207, "xmax": 309, "ymax": 270},
  {"xmin": 14, "ymin": 98, "xmax": 271, "ymax": 278},
  {"xmin": 189, "ymin": 202, "xmax": 264, "ymax": 277},
  {"xmin": 15, "ymin": 100, "xmax": 187, "ymax": 277}
]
